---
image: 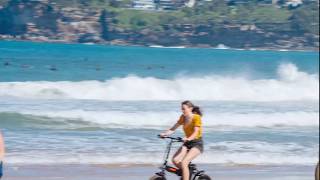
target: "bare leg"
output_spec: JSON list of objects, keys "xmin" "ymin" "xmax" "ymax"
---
[
  {"xmin": 172, "ymin": 146, "xmax": 188, "ymax": 169},
  {"xmin": 181, "ymin": 147, "xmax": 201, "ymax": 180}
]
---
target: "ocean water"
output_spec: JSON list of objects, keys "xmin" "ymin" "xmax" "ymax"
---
[{"xmin": 0, "ymin": 41, "xmax": 319, "ymax": 166}]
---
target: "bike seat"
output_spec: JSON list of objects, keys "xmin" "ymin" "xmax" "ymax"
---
[{"xmin": 189, "ymin": 163, "xmax": 197, "ymax": 170}]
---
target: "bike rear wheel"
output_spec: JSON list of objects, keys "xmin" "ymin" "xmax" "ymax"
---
[
  {"xmin": 195, "ymin": 174, "xmax": 212, "ymax": 180},
  {"xmin": 149, "ymin": 174, "xmax": 167, "ymax": 180}
]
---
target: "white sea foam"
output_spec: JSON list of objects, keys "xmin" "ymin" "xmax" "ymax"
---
[
  {"xmin": 2, "ymin": 109, "xmax": 318, "ymax": 128},
  {"xmin": 5, "ymin": 141, "xmax": 317, "ymax": 165},
  {"xmin": 0, "ymin": 63, "xmax": 318, "ymax": 101}
]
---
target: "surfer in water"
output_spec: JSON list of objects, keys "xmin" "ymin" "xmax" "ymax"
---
[
  {"xmin": 160, "ymin": 100, "xmax": 204, "ymax": 180},
  {"xmin": 0, "ymin": 131, "xmax": 4, "ymax": 179}
]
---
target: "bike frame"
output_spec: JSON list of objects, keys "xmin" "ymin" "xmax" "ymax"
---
[
  {"xmin": 156, "ymin": 136, "xmax": 207, "ymax": 180},
  {"xmin": 158, "ymin": 136, "xmax": 182, "ymax": 176},
  {"xmin": 153, "ymin": 136, "xmax": 209, "ymax": 180}
]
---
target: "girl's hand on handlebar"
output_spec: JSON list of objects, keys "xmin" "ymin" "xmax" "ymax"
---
[
  {"xmin": 159, "ymin": 133, "xmax": 168, "ymax": 138},
  {"xmin": 182, "ymin": 137, "xmax": 190, "ymax": 142},
  {"xmin": 160, "ymin": 130, "xmax": 174, "ymax": 138}
]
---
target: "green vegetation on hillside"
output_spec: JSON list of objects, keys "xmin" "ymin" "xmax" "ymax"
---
[{"xmin": 0, "ymin": 0, "xmax": 318, "ymax": 49}]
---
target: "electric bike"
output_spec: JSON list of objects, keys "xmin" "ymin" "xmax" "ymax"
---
[{"xmin": 150, "ymin": 135, "xmax": 212, "ymax": 180}]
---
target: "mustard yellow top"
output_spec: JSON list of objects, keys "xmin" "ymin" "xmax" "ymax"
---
[{"xmin": 177, "ymin": 114, "xmax": 202, "ymax": 140}]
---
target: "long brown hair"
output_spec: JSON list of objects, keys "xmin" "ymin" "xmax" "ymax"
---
[{"xmin": 181, "ymin": 100, "xmax": 202, "ymax": 116}]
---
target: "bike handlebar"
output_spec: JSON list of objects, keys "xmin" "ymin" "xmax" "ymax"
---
[{"xmin": 157, "ymin": 135, "xmax": 183, "ymax": 142}]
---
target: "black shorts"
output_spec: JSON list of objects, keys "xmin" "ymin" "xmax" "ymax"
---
[
  {"xmin": 183, "ymin": 138, "xmax": 204, "ymax": 153},
  {"xmin": 0, "ymin": 161, "xmax": 3, "ymax": 179}
]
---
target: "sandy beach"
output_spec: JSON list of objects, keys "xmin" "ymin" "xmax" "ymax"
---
[{"xmin": 2, "ymin": 164, "xmax": 315, "ymax": 180}]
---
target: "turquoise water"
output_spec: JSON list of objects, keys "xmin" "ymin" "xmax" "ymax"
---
[
  {"xmin": 0, "ymin": 40, "xmax": 319, "ymax": 165},
  {"xmin": 0, "ymin": 41, "xmax": 318, "ymax": 81}
]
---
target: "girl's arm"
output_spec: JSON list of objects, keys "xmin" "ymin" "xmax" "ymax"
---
[
  {"xmin": 160, "ymin": 122, "xmax": 181, "ymax": 137},
  {"xmin": 184, "ymin": 126, "xmax": 200, "ymax": 141},
  {"xmin": 0, "ymin": 132, "xmax": 4, "ymax": 160}
]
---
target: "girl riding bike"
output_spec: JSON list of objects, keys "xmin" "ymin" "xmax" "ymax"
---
[{"xmin": 160, "ymin": 100, "xmax": 204, "ymax": 180}]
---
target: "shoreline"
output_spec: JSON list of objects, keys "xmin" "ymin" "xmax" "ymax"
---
[
  {"xmin": 0, "ymin": 39, "xmax": 319, "ymax": 53},
  {"xmin": 3, "ymin": 163, "xmax": 316, "ymax": 180}
]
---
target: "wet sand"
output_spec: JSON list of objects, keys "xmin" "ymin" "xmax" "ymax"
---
[{"xmin": 2, "ymin": 164, "xmax": 316, "ymax": 180}]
